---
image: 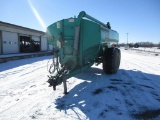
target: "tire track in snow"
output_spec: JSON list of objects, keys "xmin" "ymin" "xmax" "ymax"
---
[
  {"xmin": 0, "ymin": 80, "xmax": 54, "ymax": 120},
  {"xmin": 0, "ymin": 51, "xmax": 160, "ymax": 120},
  {"xmin": 0, "ymin": 58, "xmax": 53, "ymax": 120},
  {"xmin": 119, "ymin": 50, "xmax": 160, "ymax": 119},
  {"xmin": 118, "ymin": 71, "xmax": 157, "ymax": 112},
  {"xmin": 121, "ymin": 50, "xmax": 160, "ymax": 74},
  {"xmin": 120, "ymin": 51, "xmax": 160, "ymax": 96},
  {"xmin": 0, "ymin": 60, "xmax": 48, "ymax": 90}
]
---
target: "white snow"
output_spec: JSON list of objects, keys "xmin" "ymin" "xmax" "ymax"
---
[
  {"xmin": 132, "ymin": 47, "xmax": 160, "ymax": 53},
  {"xmin": 0, "ymin": 49, "xmax": 160, "ymax": 120}
]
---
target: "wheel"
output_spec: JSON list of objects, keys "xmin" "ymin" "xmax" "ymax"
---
[
  {"xmin": 103, "ymin": 48, "xmax": 121, "ymax": 74},
  {"xmin": 117, "ymin": 49, "xmax": 121, "ymax": 69}
]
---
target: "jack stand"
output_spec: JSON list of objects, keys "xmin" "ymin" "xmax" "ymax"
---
[{"xmin": 63, "ymin": 78, "xmax": 68, "ymax": 94}]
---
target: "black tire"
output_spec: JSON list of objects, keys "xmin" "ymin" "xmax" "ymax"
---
[
  {"xmin": 103, "ymin": 48, "xmax": 121, "ymax": 74},
  {"xmin": 116, "ymin": 49, "xmax": 121, "ymax": 69}
]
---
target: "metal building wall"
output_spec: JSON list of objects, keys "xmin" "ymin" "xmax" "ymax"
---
[
  {"xmin": 41, "ymin": 36, "xmax": 47, "ymax": 51},
  {"xmin": 0, "ymin": 25, "xmax": 42, "ymax": 37},
  {"xmin": 31, "ymin": 36, "xmax": 40, "ymax": 42},
  {"xmin": 2, "ymin": 31, "xmax": 19, "ymax": 54},
  {"xmin": 0, "ymin": 22, "xmax": 48, "ymax": 54}
]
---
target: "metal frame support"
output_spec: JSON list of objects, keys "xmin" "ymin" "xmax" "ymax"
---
[
  {"xmin": 74, "ymin": 27, "xmax": 80, "ymax": 51},
  {"xmin": 63, "ymin": 78, "xmax": 68, "ymax": 94}
]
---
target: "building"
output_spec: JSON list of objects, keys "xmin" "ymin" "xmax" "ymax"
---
[{"xmin": 0, "ymin": 21, "xmax": 52, "ymax": 55}]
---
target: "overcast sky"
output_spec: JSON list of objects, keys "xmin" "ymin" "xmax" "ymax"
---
[{"xmin": 0, "ymin": 0, "xmax": 160, "ymax": 43}]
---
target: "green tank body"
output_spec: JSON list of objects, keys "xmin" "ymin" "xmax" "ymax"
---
[{"xmin": 46, "ymin": 11, "xmax": 120, "ymax": 93}]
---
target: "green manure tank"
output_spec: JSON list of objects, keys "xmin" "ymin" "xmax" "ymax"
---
[{"xmin": 46, "ymin": 11, "xmax": 120, "ymax": 94}]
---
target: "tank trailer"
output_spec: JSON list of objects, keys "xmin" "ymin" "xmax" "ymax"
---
[{"xmin": 46, "ymin": 11, "xmax": 121, "ymax": 94}]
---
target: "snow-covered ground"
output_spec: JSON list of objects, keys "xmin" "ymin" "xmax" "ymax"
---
[
  {"xmin": 128, "ymin": 47, "xmax": 160, "ymax": 54},
  {"xmin": 0, "ymin": 49, "xmax": 160, "ymax": 120}
]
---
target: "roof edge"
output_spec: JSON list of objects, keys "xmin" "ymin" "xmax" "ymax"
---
[{"xmin": 0, "ymin": 21, "xmax": 45, "ymax": 34}]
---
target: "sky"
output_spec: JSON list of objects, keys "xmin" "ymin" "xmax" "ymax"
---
[{"xmin": 0, "ymin": 0, "xmax": 160, "ymax": 44}]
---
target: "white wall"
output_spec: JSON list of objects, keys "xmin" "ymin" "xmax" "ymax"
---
[
  {"xmin": 2, "ymin": 31, "xmax": 19, "ymax": 54},
  {"xmin": 0, "ymin": 25, "xmax": 42, "ymax": 37},
  {"xmin": 41, "ymin": 37, "xmax": 47, "ymax": 51},
  {"xmin": 31, "ymin": 36, "xmax": 40, "ymax": 41},
  {"xmin": 0, "ymin": 24, "xmax": 49, "ymax": 54}
]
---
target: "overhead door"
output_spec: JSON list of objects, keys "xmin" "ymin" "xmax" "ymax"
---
[
  {"xmin": 2, "ymin": 31, "xmax": 19, "ymax": 54},
  {"xmin": 31, "ymin": 36, "xmax": 40, "ymax": 52},
  {"xmin": 41, "ymin": 37, "xmax": 47, "ymax": 51}
]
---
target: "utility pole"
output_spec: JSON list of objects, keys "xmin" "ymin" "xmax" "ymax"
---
[{"xmin": 126, "ymin": 33, "xmax": 129, "ymax": 45}]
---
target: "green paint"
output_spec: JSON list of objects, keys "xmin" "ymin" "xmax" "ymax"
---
[{"xmin": 46, "ymin": 11, "xmax": 119, "ymax": 87}]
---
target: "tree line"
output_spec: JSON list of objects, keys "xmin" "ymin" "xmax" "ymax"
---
[{"xmin": 119, "ymin": 42, "xmax": 160, "ymax": 48}]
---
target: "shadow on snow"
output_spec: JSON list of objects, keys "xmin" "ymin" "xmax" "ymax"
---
[
  {"xmin": 0, "ymin": 56, "xmax": 52, "ymax": 72},
  {"xmin": 54, "ymin": 67, "xmax": 160, "ymax": 120}
]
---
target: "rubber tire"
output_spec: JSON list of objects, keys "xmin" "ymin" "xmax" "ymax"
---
[
  {"xmin": 103, "ymin": 48, "xmax": 121, "ymax": 74},
  {"xmin": 116, "ymin": 49, "xmax": 121, "ymax": 69}
]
